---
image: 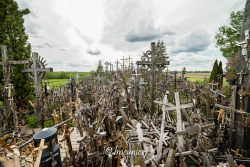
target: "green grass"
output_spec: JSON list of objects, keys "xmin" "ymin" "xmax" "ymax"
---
[
  {"xmin": 187, "ymin": 77, "xmax": 209, "ymax": 84},
  {"xmin": 187, "ymin": 77, "xmax": 229, "ymax": 86},
  {"xmin": 45, "ymin": 79, "xmax": 68, "ymax": 88}
]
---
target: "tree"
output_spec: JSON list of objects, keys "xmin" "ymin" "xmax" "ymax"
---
[
  {"xmin": 215, "ymin": 10, "xmax": 244, "ymax": 59},
  {"xmin": 155, "ymin": 40, "xmax": 169, "ymax": 64},
  {"xmin": 217, "ymin": 61, "xmax": 224, "ymax": 88},
  {"xmin": 210, "ymin": 60, "xmax": 218, "ymax": 83},
  {"xmin": 0, "ymin": 0, "xmax": 33, "ymax": 108},
  {"xmin": 96, "ymin": 60, "xmax": 104, "ymax": 74}
]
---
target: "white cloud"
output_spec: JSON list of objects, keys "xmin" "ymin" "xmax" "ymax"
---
[{"xmin": 16, "ymin": 0, "xmax": 246, "ymax": 71}]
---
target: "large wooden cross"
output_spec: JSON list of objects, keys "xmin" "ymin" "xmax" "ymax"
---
[
  {"xmin": 22, "ymin": 52, "xmax": 53, "ymax": 101},
  {"xmin": 0, "ymin": 45, "xmax": 30, "ymax": 128},
  {"xmin": 136, "ymin": 42, "xmax": 169, "ymax": 113}
]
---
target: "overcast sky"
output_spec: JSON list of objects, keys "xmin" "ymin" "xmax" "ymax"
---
[{"xmin": 16, "ymin": 0, "xmax": 246, "ymax": 72}]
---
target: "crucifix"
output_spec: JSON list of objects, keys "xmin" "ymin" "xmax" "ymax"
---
[
  {"xmin": 136, "ymin": 42, "xmax": 169, "ymax": 113},
  {"xmin": 238, "ymin": 86, "xmax": 250, "ymax": 112},
  {"xmin": 236, "ymin": 70, "xmax": 247, "ymax": 112},
  {"xmin": 22, "ymin": 52, "xmax": 53, "ymax": 115}
]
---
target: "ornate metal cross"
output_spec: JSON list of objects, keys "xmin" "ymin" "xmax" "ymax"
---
[{"xmin": 136, "ymin": 42, "xmax": 169, "ymax": 113}]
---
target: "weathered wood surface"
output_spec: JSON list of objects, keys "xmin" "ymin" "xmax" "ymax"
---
[{"xmin": 58, "ymin": 128, "xmax": 81, "ymax": 161}]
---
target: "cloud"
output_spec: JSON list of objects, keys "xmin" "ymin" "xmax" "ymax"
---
[
  {"xmin": 172, "ymin": 30, "xmax": 211, "ymax": 53},
  {"xmin": 125, "ymin": 20, "xmax": 175, "ymax": 42},
  {"xmin": 16, "ymin": 0, "xmax": 246, "ymax": 71},
  {"xmin": 60, "ymin": 47, "xmax": 68, "ymax": 51},
  {"xmin": 86, "ymin": 48, "xmax": 101, "ymax": 55},
  {"xmin": 33, "ymin": 42, "xmax": 53, "ymax": 49}
]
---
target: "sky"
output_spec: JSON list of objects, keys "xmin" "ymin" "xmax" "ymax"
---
[{"xmin": 16, "ymin": 0, "xmax": 246, "ymax": 72}]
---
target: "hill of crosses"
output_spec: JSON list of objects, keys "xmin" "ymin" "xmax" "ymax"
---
[{"xmin": 0, "ymin": 0, "xmax": 250, "ymax": 167}]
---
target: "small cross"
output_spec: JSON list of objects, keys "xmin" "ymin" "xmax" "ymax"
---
[
  {"xmin": 120, "ymin": 56, "xmax": 127, "ymax": 71},
  {"xmin": 237, "ymin": 70, "xmax": 247, "ymax": 85}
]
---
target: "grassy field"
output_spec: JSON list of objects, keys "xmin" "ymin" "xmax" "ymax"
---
[
  {"xmin": 187, "ymin": 77, "xmax": 209, "ymax": 84},
  {"xmin": 45, "ymin": 79, "xmax": 69, "ymax": 88}
]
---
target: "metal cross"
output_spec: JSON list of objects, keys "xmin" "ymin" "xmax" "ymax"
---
[{"xmin": 136, "ymin": 42, "xmax": 169, "ymax": 113}]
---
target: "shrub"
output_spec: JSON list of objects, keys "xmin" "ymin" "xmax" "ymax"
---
[
  {"xmin": 27, "ymin": 116, "xmax": 39, "ymax": 128},
  {"xmin": 44, "ymin": 119, "xmax": 54, "ymax": 128}
]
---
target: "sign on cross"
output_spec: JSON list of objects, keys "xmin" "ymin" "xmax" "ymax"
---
[{"xmin": 136, "ymin": 42, "xmax": 170, "ymax": 113}]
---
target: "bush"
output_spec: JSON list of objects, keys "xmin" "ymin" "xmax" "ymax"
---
[
  {"xmin": 44, "ymin": 119, "xmax": 54, "ymax": 128},
  {"xmin": 222, "ymin": 84, "xmax": 232, "ymax": 99},
  {"xmin": 27, "ymin": 116, "xmax": 39, "ymax": 128}
]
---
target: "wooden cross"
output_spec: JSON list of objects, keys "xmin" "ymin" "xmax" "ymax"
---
[
  {"xmin": 136, "ymin": 42, "xmax": 169, "ymax": 113},
  {"xmin": 115, "ymin": 59, "xmax": 119, "ymax": 71},
  {"xmin": 237, "ymin": 70, "xmax": 247, "ymax": 85},
  {"xmin": 173, "ymin": 92, "xmax": 194, "ymax": 151},
  {"xmin": 181, "ymin": 67, "xmax": 186, "ymax": 81},
  {"xmin": 154, "ymin": 92, "xmax": 172, "ymax": 156},
  {"xmin": 238, "ymin": 86, "xmax": 250, "ymax": 112},
  {"xmin": 120, "ymin": 56, "xmax": 127, "ymax": 71},
  {"xmin": 105, "ymin": 61, "xmax": 109, "ymax": 72},
  {"xmin": 51, "ymin": 109, "xmax": 58, "ymax": 125},
  {"xmin": 108, "ymin": 61, "xmax": 112, "ymax": 72},
  {"xmin": 237, "ymin": 30, "xmax": 249, "ymax": 61},
  {"xmin": 126, "ymin": 55, "xmax": 133, "ymax": 70},
  {"xmin": 22, "ymin": 52, "xmax": 52, "ymax": 100},
  {"xmin": 0, "ymin": 134, "xmax": 14, "ymax": 153},
  {"xmin": 169, "ymin": 71, "xmax": 182, "ymax": 89},
  {"xmin": 34, "ymin": 139, "xmax": 48, "ymax": 167},
  {"xmin": 0, "ymin": 45, "xmax": 30, "ymax": 128},
  {"xmin": 0, "ymin": 45, "xmax": 30, "ymax": 84},
  {"xmin": 209, "ymin": 81, "xmax": 219, "ymax": 90}
]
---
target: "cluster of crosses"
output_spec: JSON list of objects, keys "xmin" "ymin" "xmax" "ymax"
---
[{"xmin": 0, "ymin": 45, "xmax": 53, "ymax": 128}]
